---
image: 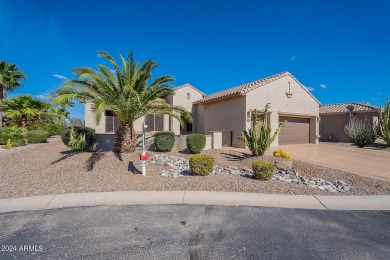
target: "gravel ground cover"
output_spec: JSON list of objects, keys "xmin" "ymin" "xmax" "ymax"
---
[{"xmin": 0, "ymin": 137, "xmax": 389, "ymax": 199}]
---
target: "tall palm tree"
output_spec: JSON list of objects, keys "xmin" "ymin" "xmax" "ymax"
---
[
  {"xmin": 0, "ymin": 61, "xmax": 27, "ymax": 127},
  {"xmin": 53, "ymin": 51, "xmax": 191, "ymax": 153},
  {"xmin": 1, "ymin": 95, "xmax": 46, "ymax": 130}
]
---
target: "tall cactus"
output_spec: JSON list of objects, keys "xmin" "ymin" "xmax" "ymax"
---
[
  {"xmin": 378, "ymin": 99, "xmax": 390, "ymax": 146},
  {"xmin": 241, "ymin": 103, "xmax": 286, "ymax": 156}
]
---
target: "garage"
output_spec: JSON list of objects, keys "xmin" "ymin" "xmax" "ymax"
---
[{"xmin": 278, "ymin": 116, "xmax": 310, "ymax": 145}]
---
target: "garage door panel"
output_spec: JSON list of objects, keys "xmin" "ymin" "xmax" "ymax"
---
[{"xmin": 279, "ymin": 116, "xmax": 310, "ymax": 145}]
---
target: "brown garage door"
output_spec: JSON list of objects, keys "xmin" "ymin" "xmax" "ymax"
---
[{"xmin": 278, "ymin": 116, "xmax": 310, "ymax": 145}]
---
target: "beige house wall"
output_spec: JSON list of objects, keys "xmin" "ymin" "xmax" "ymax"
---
[
  {"xmin": 245, "ymin": 75, "xmax": 320, "ymax": 146},
  {"xmin": 85, "ymin": 102, "xmax": 145, "ymax": 134},
  {"xmin": 319, "ymin": 112, "xmax": 378, "ymax": 142},
  {"xmin": 202, "ymin": 96, "xmax": 246, "ymax": 148},
  {"xmin": 85, "ymin": 102, "xmax": 105, "ymax": 134},
  {"xmin": 168, "ymin": 86, "xmax": 204, "ymax": 135}
]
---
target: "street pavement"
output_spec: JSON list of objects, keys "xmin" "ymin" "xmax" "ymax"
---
[{"xmin": 0, "ymin": 205, "xmax": 389, "ymax": 259}]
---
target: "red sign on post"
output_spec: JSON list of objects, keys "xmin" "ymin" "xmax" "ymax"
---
[{"xmin": 140, "ymin": 155, "xmax": 148, "ymax": 161}]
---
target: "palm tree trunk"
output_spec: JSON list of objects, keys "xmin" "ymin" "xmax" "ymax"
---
[
  {"xmin": 114, "ymin": 123, "xmax": 137, "ymax": 153},
  {"xmin": 0, "ymin": 83, "xmax": 4, "ymax": 128},
  {"xmin": 20, "ymin": 114, "xmax": 28, "ymax": 130}
]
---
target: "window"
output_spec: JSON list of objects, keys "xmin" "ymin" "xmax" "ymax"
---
[
  {"xmin": 145, "ymin": 114, "xmax": 163, "ymax": 132},
  {"xmin": 105, "ymin": 111, "xmax": 120, "ymax": 133}
]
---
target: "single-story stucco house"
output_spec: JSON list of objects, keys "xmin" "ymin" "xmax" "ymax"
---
[
  {"xmin": 85, "ymin": 71, "xmax": 322, "ymax": 149},
  {"xmin": 319, "ymin": 102, "xmax": 379, "ymax": 142}
]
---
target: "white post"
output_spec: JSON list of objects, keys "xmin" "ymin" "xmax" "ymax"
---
[{"xmin": 140, "ymin": 122, "xmax": 148, "ymax": 176}]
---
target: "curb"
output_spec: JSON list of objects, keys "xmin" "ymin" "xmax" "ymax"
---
[{"xmin": 0, "ymin": 191, "xmax": 389, "ymax": 214}]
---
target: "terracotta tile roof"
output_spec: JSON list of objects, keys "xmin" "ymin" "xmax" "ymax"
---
[
  {"xmin": 173, "ymin": 83, "xmax": 206, "ymax": 96},
  {"xmin": 320, "ymin": 102, "xmax": 379, "ymax": 114},
  {"xmin": 193, "ymin": 71, "xmax": 321, "ymax": 105}
]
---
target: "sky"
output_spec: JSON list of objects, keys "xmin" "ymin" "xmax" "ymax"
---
[{"xmin": 1, "ymin": 0, "xmax": 389, "ymax": 119}]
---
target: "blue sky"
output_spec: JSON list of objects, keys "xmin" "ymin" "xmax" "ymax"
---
[{"xmin": 1, "ymin": 0, "xmax": 389, "ymax": 119}]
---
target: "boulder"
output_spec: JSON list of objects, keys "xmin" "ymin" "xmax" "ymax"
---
[{"xmin": 274, "ymin": 159, "xmax": 293, "ymax": 171}]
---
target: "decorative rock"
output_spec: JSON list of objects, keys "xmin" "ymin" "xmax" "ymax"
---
[
  {"xmin": 151, "ymin": 154, "xmax": 352, "ymax": 193},
  {"xmin": 274, "ymin": 160, "xmax": 293, "ymax": 171}
]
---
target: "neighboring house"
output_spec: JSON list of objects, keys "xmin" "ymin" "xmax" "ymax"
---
[
  {"xmin": 85, "ymin": 71, "xmax": 322, "ymax": 148},
  {"xmin": 319, "ymin": 102, "xmax": 379, "ymax": 142}
]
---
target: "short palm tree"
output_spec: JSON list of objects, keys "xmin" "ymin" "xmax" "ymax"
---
[
  {"xmin": 53, "ymin": 51, "xmax": 191, "ymax": 153},
  {"xmin": 0, "ymin": 61, "xmax": 27, "ymax": 127},
  {"xmin": 1, "ymin": 95, "xmax": 47, "ymax": 130}
]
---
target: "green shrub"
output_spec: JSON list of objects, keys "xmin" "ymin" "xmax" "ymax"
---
[
  {"xmin": 252, "ymin": 160, "xmax": 274, "ymax": 180},
  {"xmin": 68, "ymin": 127, "xmax": 86, "ymax": 151},
  {"xmin": 0, "ymin": 126, "xmax": 25, "ymax": 146},
  {"xmin": 40, "ymin": 123, "xmax": 64, "ymax": 136},
  {"xmin": 241, "ymin": 103, "xmax": 285, "ymax": 157},
  {"xmin": 26, "ymin": 130, "xmax": 49, "ymax": 143},
  {"xmin": 154, "ymin": 131, "xmax": 175, "ymax": 152},
  {"xmin": 344, "ymin": 117, "xmax": 376, "ymax": 148},
  {"xmin": 378, "ymin": 99, "xmax": 390, "ymax": 146},
  {"xmin": 61, "ymin": 126, "xmax": 96, "ymax": 151},
  {"xmin": 186, "ymin": 134, "xmax": 206, "ymax": 154},
  {"xmin": 189, "ymin": 154, "xmax": 215, "ymax": 176}
]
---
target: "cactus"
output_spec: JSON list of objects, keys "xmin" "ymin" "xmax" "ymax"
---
[
  {"xmin": 378, "ymin": 99, "xmax": 390, "ymax": 146},
  {"xmin": 241, "ymin": 103, "xmax": 285, "ymax": 157}
]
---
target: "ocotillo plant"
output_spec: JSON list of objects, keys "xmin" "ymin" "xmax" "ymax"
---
[
  {"xmin": 241, "ymin": 103, "xmax": 286, "ymax": 156},
  {"xmin": 378, "ymin": 99, "xmax": 390, "ymax": 146}
]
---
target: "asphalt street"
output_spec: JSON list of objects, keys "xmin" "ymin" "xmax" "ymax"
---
[{"xmin": 0, "ymin": 205, "xmax": 389, "ymax": 259}]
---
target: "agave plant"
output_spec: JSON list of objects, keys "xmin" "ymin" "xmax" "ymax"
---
[
  {"xmin": 53, "ymin": 51, "xmax": 191, "ymax": 153},
  {"xmin": 241, "ymin": 103, "xmax": 285, "ymax": 156},
  {"xmin": 378, "ymin": 99, "xmax": 390, "ymax": 146}
]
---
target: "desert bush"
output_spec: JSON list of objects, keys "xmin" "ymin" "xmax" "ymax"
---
[
  {"xmin": 0, "ymin": 126, "xmax": 25, "ymax": 146},
  {"xmin": 344, "ymin": 117, "xmax": 375, "ymax": 148},
  {"xmin": 40, "ymin": 123, "xmax": 64, "ymax": 136},
  {"xmin": 61, "ymin": 126, "xmax": 96, "ymax": 151},
  {"xmin": 68, "ymin": 127, "xmax": 86, "ymax": 151},
  {"xmin": 154, "ymin": 131, "xmax": 175, "ymax": 152},
  {"xmin": 241, "ymin": 103, "xmax": 285, "ymax": 156},
  {"xmin": 186, "ymin": 134, "xmax": 206, "ymax": 154},
  {"xmin": 252, "ymin": 160, "xmax": 274, "ymax": 180},
  {"xmin": 189, "ymin": 154, "xmax": 215, "ymax": 176},
  {"xmin": 378, "ymin": 99, "xmax": 390, "ymax": 146},
  {"xmin": 26, "ymin": 130, "xmax": 49, "ymax": 143}
]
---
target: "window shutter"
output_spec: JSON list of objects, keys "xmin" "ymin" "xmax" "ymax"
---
[{"xmin": 105, "ymin": 111, "xmax": 114, "ymax": 133}]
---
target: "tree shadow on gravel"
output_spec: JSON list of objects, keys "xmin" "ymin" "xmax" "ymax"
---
[
  {"xmin": 114, "ymin": 152, "xmax": 123, "ymax": 161},
  {"xmin": 86, "ymin": 152, "xmax": 106, "ymax": 172},
  {"xmin": 220, "ymin": 152, "xmax": 252, "ymax": 162},
  {"xmin": 50, "ymin": 150, "xmax": 82, "ymax": 165}
]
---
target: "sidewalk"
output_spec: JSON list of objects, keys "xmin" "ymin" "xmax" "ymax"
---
[{"xmin": 1, "ymin": 191, "xmax": 389, "ymax": 213}]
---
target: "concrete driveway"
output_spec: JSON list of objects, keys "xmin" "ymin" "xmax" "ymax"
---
[{"xmin": 267, "ymin": 143, "xmax": 390, "ymax": 183}]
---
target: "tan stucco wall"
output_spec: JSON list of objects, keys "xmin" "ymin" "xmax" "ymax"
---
[
  {"xmin": 245, "ymin": 75, "xmax": 320, "ymax": 146},
  {"xmin": 319, "ymin": 112, "xmax": 378, "ymax": 142},
  {"xmin": 168, "ymin": 86, "xmax": 204, "ymax": 135},
  {"xmin": 85, "ymin": 102, "xmax": 105, "ymax": 134},
  {"xmin": 194, "ymin": 104, "xmax": 205, "ymax": 133},
  {"xmin": 85, "ymin": 102, "xmax": 145, "ymax": 134},
  {"xmin": 202, "ymin": 96, "xmax": 247, "ymax": 148}
]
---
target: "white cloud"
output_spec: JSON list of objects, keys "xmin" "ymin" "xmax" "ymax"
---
[
  {"xmin": 320, "ymin": 84, "xmax": 327, "ymax": 89},
  {"xmin": 305, "ymin": 86, "xmax": 315, "ymax": 92},
  {"xmin": 53, "ymin": 74, "xmax": 68, "ymax": 80},
  {"xmin": 35, "ymin": 93, "xmax": 50, "ymax": 100},
  {"xmin": 370, "ymin": 97, "xmax": 380, "ymax": 101},
  {"xmin": 288, "ymin": 56, "xmax": 297, "ymax": 61}
]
